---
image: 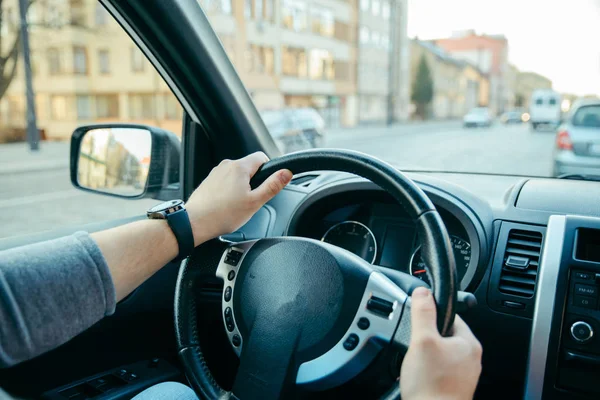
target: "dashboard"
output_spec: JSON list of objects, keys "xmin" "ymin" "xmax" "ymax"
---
[
  {"xmin": 287, "ymin": 187, "xmax": 481, "ymax": 290},
  {"xmin": 242, "ymin": 170, "xmax": 600, "ymax": 399}
]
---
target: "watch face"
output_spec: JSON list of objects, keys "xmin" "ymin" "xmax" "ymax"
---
[{"xmin": 149, "ymin": 199, "xmax": 184, "ymax": 213}]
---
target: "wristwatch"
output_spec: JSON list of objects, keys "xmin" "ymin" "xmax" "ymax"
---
[{"xmin": 147, "ymin": 199, "xmax": 194, "ymax": 262}]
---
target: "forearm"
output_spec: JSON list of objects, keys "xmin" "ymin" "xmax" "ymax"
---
[{"xmin": 92, "ymin": 218, "xmax": 212, "ymax": 302}]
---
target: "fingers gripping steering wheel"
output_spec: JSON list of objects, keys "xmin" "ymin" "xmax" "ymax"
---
[{"xmin": 174, "ymin": 149, "xmax": 457, "ymax": 400}]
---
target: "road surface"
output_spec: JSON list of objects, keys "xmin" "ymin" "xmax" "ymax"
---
[{"xmin": 0, "ymin": 122, "xmax": 556, "ymax": 239}]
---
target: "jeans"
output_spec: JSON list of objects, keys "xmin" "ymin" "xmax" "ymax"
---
[{"xmin": 132, "ymin": 382, "xmax": 199, "ymax": 400}]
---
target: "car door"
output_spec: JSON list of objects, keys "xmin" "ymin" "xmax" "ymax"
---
[{"xmin": 0, "ymin": 0, "xmax": 279, "ymax": 398}]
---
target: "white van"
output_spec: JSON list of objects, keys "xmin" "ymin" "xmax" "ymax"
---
[{"xmin": 529, "ymin": 89, "xmax": 562, "ymax": 130}]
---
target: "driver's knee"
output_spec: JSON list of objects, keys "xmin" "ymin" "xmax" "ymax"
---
[{"xmin": 132, "ymin": 381, "xmax": 198, "ymax": 400}]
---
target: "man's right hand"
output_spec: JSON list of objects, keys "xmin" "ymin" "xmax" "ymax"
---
[{"xmin": 399, "ymin": 287, "xmax": 482, "ymax": 400}]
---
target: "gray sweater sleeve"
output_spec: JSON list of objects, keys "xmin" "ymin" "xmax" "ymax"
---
[{"xmin": 0, "ymin": 232, "xmax": 116, "ymax": 368}]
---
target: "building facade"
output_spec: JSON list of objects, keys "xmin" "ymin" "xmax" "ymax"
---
[
  {"xmin": 410, "ymin": 40, "xmax": 488, "ymax": 119},
  {"xmin": 356, "ymin": 0, "xmax": 410, "ymax": 124},
  {"xmin": 0, "ymin": 0, "xmax": 184, "ymax": 141},
  {"xmin": 434, "ymin": 31, "xmax": 509, "ymax": 115}
]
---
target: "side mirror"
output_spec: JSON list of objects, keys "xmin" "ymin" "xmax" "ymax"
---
[{"xmin": 70, "ymin": 124, "xmax": 181, "ymax": 200}]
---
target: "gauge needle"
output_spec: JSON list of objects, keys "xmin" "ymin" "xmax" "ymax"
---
[{"xmin": 413, "ymin": 269, "xmax": 426, "ymax": 274}]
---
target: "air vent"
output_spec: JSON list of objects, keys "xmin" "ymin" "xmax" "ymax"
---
[
  {"xmin": 498, "ymin": 229, "xmax": 543, "ymax": 298},
  {"xmin": 290, "ymin": 174, "xmax": 319, "ymax": 187}
]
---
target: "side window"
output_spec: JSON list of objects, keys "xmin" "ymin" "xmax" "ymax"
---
[{"xmin": 0, "ymin": 0, "xmax": 184, "ymax": 239}]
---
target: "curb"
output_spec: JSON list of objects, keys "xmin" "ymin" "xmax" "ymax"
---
[{"xmin": 0, "ymin": 161, "xmax": 68, "ymax": 176}]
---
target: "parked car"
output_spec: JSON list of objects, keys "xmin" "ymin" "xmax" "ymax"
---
[
  {"xmin": 260, "ymin": 108, "xmax": 325, "ymax": 153},
  {"xmin": 463, "ymin": 107, "xmax": 493, "ymax": 128},
  {"xmin": 529, "ymin": 89, "xmax": 562, "ymax": 130},
  {"xmin": 553, "ymin": 99, "xmax": 600, "ymax": 176},
  {"xmin": 500, "ymin": 110, "xmax": 524, "ymax": 124}
]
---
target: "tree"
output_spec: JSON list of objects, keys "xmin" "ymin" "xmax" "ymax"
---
[
  {"xmin": 0, "ymin": 0, "xmax": 24, "ymax": 101},
  {"xmin": 515, "ymin": 93, "xmax": 524, "ymax": 108},
  {"xmin": 411, "ymin": 54, "xmax": 434, "ymax": 119}
]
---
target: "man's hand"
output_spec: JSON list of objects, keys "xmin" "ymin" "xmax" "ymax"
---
[
  {"xmin": 186, "ymin": 152, "xmax": 292, "ymax": 245},
  {"xmin": 400, "ymin": 287, "xmax": 482, "ymax": 400}
]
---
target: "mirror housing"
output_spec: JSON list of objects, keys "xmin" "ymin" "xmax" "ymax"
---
[{"xmin": 70, "ymin": 124, "xmax": 181, "ymax": 200}]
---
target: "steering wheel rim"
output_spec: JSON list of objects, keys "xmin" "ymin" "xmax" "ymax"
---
[{"xmin": 175, "ymin": 149, "xmax": 457, "ymax": 400}]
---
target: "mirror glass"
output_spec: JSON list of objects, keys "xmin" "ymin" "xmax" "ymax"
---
[{"xmin": 77, "ymin": 127, "xmax": 152, "ymax": 197}]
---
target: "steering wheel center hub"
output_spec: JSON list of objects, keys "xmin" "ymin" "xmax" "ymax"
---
[{"xmin": 234, "ymin": 239, "xmax": 352, "ymax": 351}]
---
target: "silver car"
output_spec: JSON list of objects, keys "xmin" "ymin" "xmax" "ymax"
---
[
  {"xmin": 553, "ymin": 99, "xmax": 600, "ymax": 177},
  {"xmin": 260, "ymin": 108, "xmax": 326, "ymax": 154}
]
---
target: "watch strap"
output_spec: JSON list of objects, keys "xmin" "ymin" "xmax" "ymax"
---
[{"xmin": 166, "ymin": 209, "xmax": 195, "ymax": 262}]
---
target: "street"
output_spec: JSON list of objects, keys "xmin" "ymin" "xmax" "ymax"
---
[{"xmin": 0, "ymin": 121, "xmax": 556, "ymax": 239}]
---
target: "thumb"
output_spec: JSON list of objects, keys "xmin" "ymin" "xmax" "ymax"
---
[
  {"xmin": 410, "ymin": 287, "xmax": 439, "ymax": 340},
  {"xmin": 252, "ymin": 169, "xmax": 293, "ymax": 204}
]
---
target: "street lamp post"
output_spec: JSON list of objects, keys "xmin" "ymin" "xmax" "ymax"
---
[{"xmin": 18, "ymin": 0, "xmax": 40, "ymax": 151}]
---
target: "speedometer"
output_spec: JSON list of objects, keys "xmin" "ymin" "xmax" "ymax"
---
[
  {"xmin": 321, "ymin": 221, "xmax": 377, "ymax": 264},
  {"xmin": 409, "ymin": 235, "xmax": 471, "ymax": 286}
]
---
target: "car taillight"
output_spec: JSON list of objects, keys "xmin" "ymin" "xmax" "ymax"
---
[{"xmin": 557, "ymin": 130, "xmax": 573, "ymax": 150}]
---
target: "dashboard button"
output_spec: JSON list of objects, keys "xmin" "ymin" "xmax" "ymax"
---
[
  {"xmin": 224, "ymin": 286, "xmax": 232, "ymax": 302},
  {"xmin": 502, "ymin": 300, "xmax": 525, "ymax": 309},
  {"xmin": 571, "ymin": 321, "xmax": 594, "ymax": 343},
  {"xmin": 574, "ymin": 296, "xmax": 596, "ymax": 309},
  {"xmin": 574, "ymin": 271, "xmax": 593, "ymax": 281},
  {"xmin": 232, "ymin": 334, "xmax": 241, "ymax": 347},
  {"xmin": 227, "ymin": 270, "xmax": 236, "ymax": 281},
  {"xmin": 575, "ymin": 284, "xmax": 598, "ymax": 297},
  {"xmin": 343, "ymin": 334, "xmax": 360, "ymax": 351}
]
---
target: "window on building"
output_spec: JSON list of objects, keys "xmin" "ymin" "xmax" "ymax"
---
[
  {"xmin": 69, "ymin": 0, "xmax": 86, "ymax": 26},
  {"xmin": 51, "ymin": 95, "xmax": 69, "ymax": 120},
  {"xmin": 255, "ymin": 0, "xmax": 263, "ymax": 19},
  {"xmin": 309, "ymin": 49, "xmax": 334, "ymax": 80},
  {"xmin": 247, "ymin": 45, "xmax": 275, "ymax": 74},
  {"xmin": 165, "ymin": 94, "xmax": 183, "ymax": 120},
  {"xmin": 359, "ymin": 26, "xmax": 370, "ymax": 44},
  {"xmin": 282, "ymin": 0, "xmax": 307, "ymax": 32},
  {"xmin": 98, "ymin": 49, "xmax": 110, "ymax": 74},
  {"xmin": 96, "ymin": 94, "xmax": 119, "ymax": 118},
  {"xmin": 95, "ymin": 3, "xmax": 108, "ymax": 26},
  {"xmin": 129, "ymin": 94, "xmax": 155, "ymax": 119},
  {"xmin": 131, "ymin": 47, "xmax": 145, "ymax": 72},
  {"xmin": 381, "ymin": 0, "xmax": 390, "ymax": 19},
  {"xmin": 360, "ymin": 0, "xmax": 369, "ymax": 11},
  {"xmin": 372, "ymin": 0, "xmax": 381, "ymax": 16},
  {"xmin": 73, "ymin": 46, "xmax": 87, "ymax": 75},
  {"xmin": 76, "ymin": 95, "xmax": 92, "ymax": 120},
  {"xmin": 282, "ymin": 46, "xmax": 307, "ymax": 77},
  {"xmin": 372, "ymin": 31, "xmax": 381, "ymax": 47},
  {"xmin": 310, "ymin": 7, "xmax": 334, "ymax": 37},
  {"xmin": 245, "ymin": 0, "xmax": 252, "ymax": 18},
  {"xmin": 48, "ymin": 48, "xmax": 61, "ymax": 75},
  {"xmin": 549, "ymin": 97, "xmax": 557, "ymax": 106},
  {"xmin": 265, "ymin": 0, "xmax": 274, "ymax": 21}
]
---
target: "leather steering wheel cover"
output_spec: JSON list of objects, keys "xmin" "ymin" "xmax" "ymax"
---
[
  {"xmin": 250, "ymin": 149, "xmax": 435, "ymax": 219},
  {"xmin": 175, "ymin": 149, "xmax": 457, "ymax": 400}
]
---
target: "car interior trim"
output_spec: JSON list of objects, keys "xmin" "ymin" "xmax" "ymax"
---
[{"xmin": 524, "ymin": 215, "xmax": 567, "ymax": 399}]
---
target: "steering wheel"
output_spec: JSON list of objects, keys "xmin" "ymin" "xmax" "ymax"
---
[{"xmin": 174, "ymin": 149, "xmax": 457, "ymax": 400}]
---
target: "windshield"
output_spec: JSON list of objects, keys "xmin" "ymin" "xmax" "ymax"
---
[{"xmin": 199, "ymin": 0, "xmax": 600, "ymax": 178}]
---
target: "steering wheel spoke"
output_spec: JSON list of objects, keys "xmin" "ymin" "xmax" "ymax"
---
[{"xmin": 296, "ymin": 271, "xmax": 409, "ymax": 390}]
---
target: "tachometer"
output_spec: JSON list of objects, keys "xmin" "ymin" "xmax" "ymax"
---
[
  {"xmin": 409, "ymin": 235, "xmax": 471, "ymax": 286},
  {"xmin": 321, "ymin": 221, "xmax": 377, "ymax": 264}
]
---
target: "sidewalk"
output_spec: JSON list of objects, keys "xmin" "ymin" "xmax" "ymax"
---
[{"xmin": 0, "ymin": 141, "xmax": 69, "ymax": 175}]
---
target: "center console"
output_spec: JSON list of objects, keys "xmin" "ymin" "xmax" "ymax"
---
[{"xmin": 526, "ymin": 215, "xmax": 600, "ymax": 399}]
